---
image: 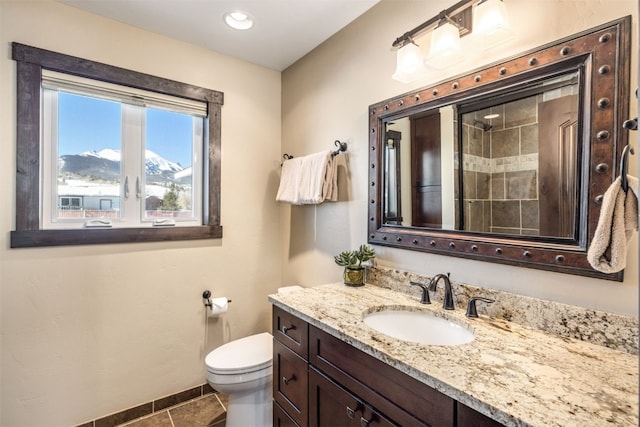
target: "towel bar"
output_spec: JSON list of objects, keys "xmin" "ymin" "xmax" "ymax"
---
[{"xmin": 281, "ymin": 140, "xmax": 348, "ymax": 163}]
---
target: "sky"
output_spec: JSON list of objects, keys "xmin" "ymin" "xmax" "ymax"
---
[{"xmin": 58, "ymin": 91, "xmax": 195, "ymax": 167}]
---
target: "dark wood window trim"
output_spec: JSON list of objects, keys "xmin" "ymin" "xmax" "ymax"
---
[{"xmin": 11, "ymin": 43, "xmax": 223, "ymax": 248}]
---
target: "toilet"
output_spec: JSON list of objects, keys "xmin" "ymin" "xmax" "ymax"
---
[{"xmin": 205, "ymin": 332, "xmax": 273, "ymax": 427}]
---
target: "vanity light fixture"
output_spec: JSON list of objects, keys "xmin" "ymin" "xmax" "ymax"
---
[
  {"xmin": 424, "ymin": 20, "xmax": 464, "ymax": 69},
  {"xmin": 224, "ymin": 11, "xmax": 254, "ymax": 30},
  {"xmin": 473, "ymin": 0, "xmax": 514, "ymax": 46},
  {"xmin": 391, "ymin": 0, "xmax": 512, "ymax": 83},
  {"xmin": 392, "ymin": 39, "xmax": 429, "ymax": 83}
]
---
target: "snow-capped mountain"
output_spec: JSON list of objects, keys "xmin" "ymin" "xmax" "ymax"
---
[
  {"xmin": 144, "ymin": 150, "xmax": 183, "ymax": 175},
  {"xmin": 81, "ymin": 148, "xmax": 121, "ymax": 162},
  {"xmin": 60, "ymin": 149, "xmax": 187, "ymax": 183}
]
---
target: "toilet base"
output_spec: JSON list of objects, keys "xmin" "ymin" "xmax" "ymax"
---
[{"xmin": 225, "ymin": 379, "xmax": 273, "ymax": 427}]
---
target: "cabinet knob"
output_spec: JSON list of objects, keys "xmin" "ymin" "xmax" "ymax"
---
[
  {"xmin": 281, "ymin": 324, "xmax": 296, "ymax": 334},
  {"xmin": 360, "ymin": 414, "xmax": 378, "ymax": 427},
  {"xmin": 282, "ymin": 374, "xmax": 296, "ymax": 385},
  {"xmin": 346, "ymin": 402, "xmax": 363, "ymax": 419}
]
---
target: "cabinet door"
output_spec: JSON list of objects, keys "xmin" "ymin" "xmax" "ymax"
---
[
  {"xmin": 309, "ymin": 367, "xmax": 395, "ymax": 427},
  {"xmin": 310, "ymin": 326, "xmax": 454, "ymax": 426},
  {"xmin": 274, "ymin": 339, "xmax": 309, "ymax": 426},
  {"xmin": 457, "ymin": 403, "xmax": 505, "ymax": 427}
]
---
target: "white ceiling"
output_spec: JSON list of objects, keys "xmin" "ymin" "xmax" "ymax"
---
[{"xmin": 58, "ymin": 0, "xmax": 380, "ymax": 71}]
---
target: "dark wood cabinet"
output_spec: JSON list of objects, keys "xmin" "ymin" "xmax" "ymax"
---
[
  {"xmin": 274, "ymin": 339, "xmax": 308, "ymax": 426},
  {"xmin": 309, "ymin": 367, "xmax": 394, "ymax": 427},
  {"xmin": 274, "ymin": 401, "xmax": 300, "ymax": 427},
  {"xmin": 457, "ymin": 403, "xmax": 504, "ymax": 427},
  {"xmin": 309, "ymin": 325, "xmax": 455, "ymax": 426},
  {"xmin": 273, "ymin": 306, "xmax": 309, "ymax": 358},
  {"xmin": 273, "ymin": 306, "xmax": 309, "ymax": 427},
  {"xmin": 272, "ymin": 305, "xmax": 505, "ymax": 427}
]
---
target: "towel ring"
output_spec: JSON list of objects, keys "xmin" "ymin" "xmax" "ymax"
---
[{"xmin": 620, "ymin": 144, "xmax": 635, "ymax": 192}]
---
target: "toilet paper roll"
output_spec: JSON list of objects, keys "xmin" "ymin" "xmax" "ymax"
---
[{"xmin": 208, "ymin": 297, "xmax": 229, "ymax": 316}]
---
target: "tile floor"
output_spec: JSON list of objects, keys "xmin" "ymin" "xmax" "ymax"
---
[{"xmin": 120, "ymin": 393, "xmax": 227, "ymax": 427}]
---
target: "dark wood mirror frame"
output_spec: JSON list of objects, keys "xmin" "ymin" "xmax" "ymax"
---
[{"xmin": 368, "ymin": 17, "xmax": 631, "ymax": 281}]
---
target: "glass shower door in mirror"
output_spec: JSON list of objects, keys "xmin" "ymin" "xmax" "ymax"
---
[{"xmin": 459, "ymin": 72, "xmax": 580, "ymax": 238}]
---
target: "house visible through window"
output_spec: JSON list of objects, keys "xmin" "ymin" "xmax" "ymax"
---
[
  {"xmin": 11, "ymin": 42, "xmax": 223, "ymax": 247},
  {"xmin": 60, "ymin": 197, "xmax": 82, "ymax": 209}
]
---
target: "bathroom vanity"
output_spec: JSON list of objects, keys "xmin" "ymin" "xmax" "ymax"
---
[
  {"xmin": 272, "ymin": 305, "xmax": 498, "ymax": 426},
  {"xmin": 269, "ymin": 284, "xmax": 638, "ymax": 426}
]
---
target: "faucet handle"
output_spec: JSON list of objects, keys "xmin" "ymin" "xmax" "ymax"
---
[
  {"xmin": 466, "ymin": 297, "xmax": 495, "ymax": 318},
  {"xmin": 409, "ymin": 281, "xmax": 431, "ymax": 304}
]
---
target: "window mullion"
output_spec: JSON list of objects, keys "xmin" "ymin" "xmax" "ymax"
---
[
  {"xmin": 192, "ymin": 117, "xmax": 204, "ymax": 223},
  {"xmin": 121, "ymin": 103, "xmax": 144, "ymax": 226}
]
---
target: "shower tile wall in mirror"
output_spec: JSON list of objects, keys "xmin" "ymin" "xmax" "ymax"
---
[{"xmin": 369, "ymin": 17, "xmax": 631, "ymax": 281}]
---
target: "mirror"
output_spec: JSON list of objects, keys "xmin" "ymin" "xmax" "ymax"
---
[
  {"xmin": 384, "ymin": 71, "xmax": 581, "ymax": 238},
  {"xmin": 368, "ymin": 17, "xmax": 631, "ymax": 281}
]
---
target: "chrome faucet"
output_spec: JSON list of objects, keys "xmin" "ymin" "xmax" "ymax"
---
[{"xmin": 428, "ymin": 273, "xmax": 455, "ymax": 310}]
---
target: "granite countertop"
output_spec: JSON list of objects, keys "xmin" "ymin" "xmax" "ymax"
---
[{"xmin": 269, "ymin": 283, "xmax": 639, "ymax": 427}]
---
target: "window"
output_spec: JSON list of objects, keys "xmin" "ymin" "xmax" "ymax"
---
[
  {"xmin": 11, "ymin": 43, "xmax": 223, "ymax": 247},
  {"xmin": 42, "ymin": 71, "xmax": 204, "ymax": 229}
]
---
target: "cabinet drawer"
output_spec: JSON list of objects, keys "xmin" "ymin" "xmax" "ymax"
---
[
  {"xmin": 274, "ymin": 400, "xmax": 300, "ymax": 427},
  {"xmin": 310, "ymin": 326, "xmax": 455, "ymax": 426},
  {"xmin": 274, "ymin": 338, "xmax": 309, "ymax": 427},
  {"xmin": 273, "ymin": 306, "xmax": 309, "ymax": 359},
  {"xmin": 309, "ymin": 367, "xmax": 395, "ymax": 427}
]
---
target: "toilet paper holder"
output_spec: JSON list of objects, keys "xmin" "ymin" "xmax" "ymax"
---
[{"xmin": 202, "ymin": 290, "xmax": 232, "ymax": 308}]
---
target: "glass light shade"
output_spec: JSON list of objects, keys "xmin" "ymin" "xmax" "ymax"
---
[
  {"xmin": 474, "ymin": 0, "xmax": 514, "ymax": 46},
  {"xmin": 424, "ymin": 22, "xmax": 463, "ymax": 69},
  {"xmin": 391, "ymin": 42, "xmax": 428, "ymax": 83}
]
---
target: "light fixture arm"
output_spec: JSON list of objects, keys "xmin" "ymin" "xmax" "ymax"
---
[
  {"xmin": 391, "ymin": 0, "xmax": 474, "ymax": 49},
  {"xmin": 444, "ymin": 13, "xmax": 464, "ymax": 29}
]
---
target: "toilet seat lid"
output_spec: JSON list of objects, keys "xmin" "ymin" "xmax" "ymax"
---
[{"xmin": 206, "ymin": 332, "xmax": 272, "ymax": 374}]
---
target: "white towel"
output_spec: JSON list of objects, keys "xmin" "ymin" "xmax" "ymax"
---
[
  {"xmin": 587, "ymin": 175, "xmax": 638, "ymax": 273},
  {"xmin": 298, "ymin": 151, "xmax": 331, "ymax": 204},
  {"xmin": 276, "ymin": 151, "xmax": 338, "ymax": 205},
  {"xmin": 276, "ymin": 156, "xmax": 304, "ymax": 204}
]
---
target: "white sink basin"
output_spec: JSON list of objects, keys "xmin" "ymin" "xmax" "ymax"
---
[{"xmin": 363, "ymin": 310, "xmax": 475, "ymax": 346}]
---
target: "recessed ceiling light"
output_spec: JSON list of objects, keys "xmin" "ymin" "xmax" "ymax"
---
[
  {"xmin": 484, "ymin": 113, "xmax": 500, "ymax": 119},
  {"xmin": 224, "ymin": 11, "xmax": 254, "ymax": 30}
]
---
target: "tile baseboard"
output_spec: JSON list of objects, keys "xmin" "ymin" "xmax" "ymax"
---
[{"xmin": 76, "ymin": 383, "xmax": 215, "ymax": 427}]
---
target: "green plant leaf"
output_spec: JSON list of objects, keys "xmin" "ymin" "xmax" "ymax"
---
[{"xmin": 334, "ymin": 245, "xmax": 375, "ymax": 267}]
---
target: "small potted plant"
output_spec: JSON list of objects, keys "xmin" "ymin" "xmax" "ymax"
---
[{"xmin": 334, "ymin": 244, "xmax": 376, "ymax": 287}]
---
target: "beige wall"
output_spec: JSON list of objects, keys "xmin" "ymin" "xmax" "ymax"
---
[
  {"xmin": 281, "ymin": 0, "xmax": 639, "ymax": 315},
  {"xmin": 0, "ymin": 1, "xmax": 282, "ymax": 426}
]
